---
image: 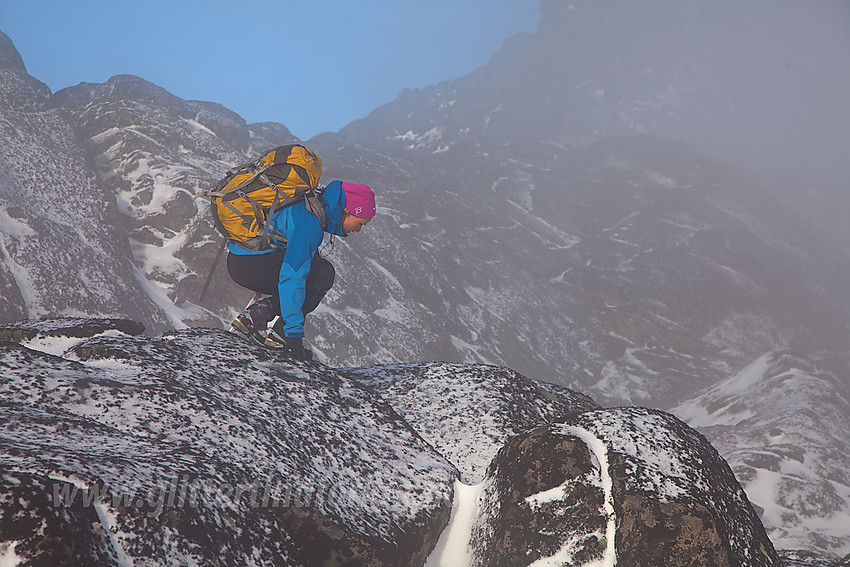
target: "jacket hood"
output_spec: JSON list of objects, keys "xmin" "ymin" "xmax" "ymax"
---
[{"xmin": 321, "ymin": 180, "xmax": 348, "ymax": 237}]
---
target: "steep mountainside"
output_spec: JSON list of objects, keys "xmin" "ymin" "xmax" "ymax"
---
[
  {"xmin": 674, "ymin": 351, "xmax": 850, "ymax": 560},
  {"xmin": 51, "ymin": 74, "xmax": 254, "ymax": 328},
  {"xmin": 0, "ymin": 33, "xmax": 170, "ymax": 330},
  {"xmin": 305, "ymin": 130, "xmax": 850, "ymax": 409},
  {"xmin": 2, "ymin": 17, "xmax": 848, "ymax": 407}
]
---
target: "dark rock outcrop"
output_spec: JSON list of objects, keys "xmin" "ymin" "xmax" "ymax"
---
[
  {"xmin": 0, "ymin": 318, "xmax": 787, "ymax": 565},
  {"xmin": 0, "ymin": 318, "xmax": 456, "ymax": 566},
  {"xmin": 0, "ymin": 316, "xmax": 145, "ymax": 343},
  {"xmin": 470, "ymin": 407, "xmax": 781, "ymax": 567}
]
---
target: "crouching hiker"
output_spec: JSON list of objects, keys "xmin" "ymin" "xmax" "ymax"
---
[
  {"xmin": 228, "ymin": 181, "xmax": 375, "ymax": 359},
  {"xmin": 198, "ymin": 144, "xmax": 375, "ymax": 360}
]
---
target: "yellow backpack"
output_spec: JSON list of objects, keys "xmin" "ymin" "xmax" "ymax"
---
[{"xmin": 199, "ymin": 144, "xmax": 325, "ymax": 251}]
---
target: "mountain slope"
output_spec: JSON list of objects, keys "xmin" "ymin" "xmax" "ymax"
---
[
  {"xmin": 308, "ymin": 133, "xmax": 850, "ymax": 408},
  {"xmin": 3, "ymin": 22, "xmax": 848, "ymax": 408},
  {"xmin": 674, "ymin": 351, "xmax": 850, "ymax": 559},
  {"xmin": 0, "ymin": 33, "xmax": 171, "ymax": 330}
]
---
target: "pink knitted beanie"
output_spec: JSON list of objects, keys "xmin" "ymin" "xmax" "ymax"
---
[{"xmin": 341, "ymin": 182, "xmax": 376, "ymax": 218}]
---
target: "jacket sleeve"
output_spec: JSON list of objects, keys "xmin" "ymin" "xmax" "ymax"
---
[{"xmin": 274, "ymin": 204, "xmax": 324, "ymax": 337}]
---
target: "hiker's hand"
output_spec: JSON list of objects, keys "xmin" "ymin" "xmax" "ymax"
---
[{"xmin": 286, "ymin": 336, "xmax": 312, "ymax": 361}]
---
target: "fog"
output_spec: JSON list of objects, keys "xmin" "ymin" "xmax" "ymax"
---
[
  {"xmin": 537, "ymin": 0, "xmax": 850, "ymax": 248},
  {"xmin": 681, "ymin": 0, "xmax": 850, "ymax": 244}
]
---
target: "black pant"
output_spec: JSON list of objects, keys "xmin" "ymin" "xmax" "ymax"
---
[{"xmin": 226, "ymin": 250, "xmax": 335, "ymax": 325}]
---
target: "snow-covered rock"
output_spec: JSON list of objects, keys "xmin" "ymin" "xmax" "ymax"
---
[
  {"xmin": 0, "ymin": 318, "xmax": 456, "ymax": 566},
  {"xmin": 470, "ymin": 407, "xmax": 781, "ymax": 567},
  {"xmin": 344, "ymin": 362, "xmax": 598, "ymax": 484},
  {"xmin": 1, "ymin": 318, "xmax": 791, "ymax": 566}
]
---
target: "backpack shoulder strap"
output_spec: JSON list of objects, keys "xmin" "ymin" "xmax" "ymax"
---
[{"xmin": 304, "ymin": 194, "xmax": 327, "ymax": 230}]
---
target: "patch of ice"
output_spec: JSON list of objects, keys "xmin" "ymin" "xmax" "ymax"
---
[{"xmin": 644, "ymin": 170, "xmax": 677, "ymax": 189}]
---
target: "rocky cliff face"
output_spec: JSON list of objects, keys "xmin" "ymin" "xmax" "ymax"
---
[
  {"xmin": 1, "ymin": 317, "xmax": 782, "ymax": 566},
  {"xmin": 51, "ymin": 74, "xmax": 254, "ymax": 329},
  {"xmin": 0, "ymin": 33, "xmax": 170, "ymax": 330}
]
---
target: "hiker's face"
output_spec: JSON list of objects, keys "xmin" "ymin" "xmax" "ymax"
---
[{"xmin": 342, "ymin": 212, "xmax": 371, "ymax": 235}]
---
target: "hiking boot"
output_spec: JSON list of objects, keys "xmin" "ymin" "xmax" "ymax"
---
[
  {"xmin": 231, "ymin": 310, "xmax": 266, "ymax": 346},
  {"xmin": 264, "ymin": 330, "xmax": 313, "ymax": 361},
  {"xmin": 231, "ymin": 296, "xmax": 276, "ymax": 343},
  {"xmin": 263, "ymin": 328, "xmax": 287, "ymax": 349}
]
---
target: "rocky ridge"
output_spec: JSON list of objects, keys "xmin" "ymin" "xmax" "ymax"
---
[
  {"xmin": 0, "ymin": 34, "xmax": 169, "ymax": 330},
  {"xmin": 0, "ymin": 317, "xmax": 783, "ymax": 566}
]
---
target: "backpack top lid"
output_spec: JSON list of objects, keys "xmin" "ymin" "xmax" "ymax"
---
[{"xmin": 219, "ymin": 144, "xmax": 322, "ymax": 195}]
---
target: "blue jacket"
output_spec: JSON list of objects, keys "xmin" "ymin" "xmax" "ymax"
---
[{"xmin": 227, "ymin": 180, "xmax": 348, "ymax": 337}]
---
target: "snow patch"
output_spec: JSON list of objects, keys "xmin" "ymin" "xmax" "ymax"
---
[
  {"xmin": 542, "ymin": 425, "xmax": 617, "ymax": 567},
  {"xmin": 675, "ymin": 353, "xmax": 772, "ymax": 427},
  {"xmin": 644, "ymin": 170, "xmax": 678, "ymax": 189},
  {"xmin": 389, "ymin": 127, "xmax": 446, "ymax": 151},
  {"xmin": 0, "ymin": 231, "xmax": 43, "ymax": 317},
  {"xmin": 20, "ymin": 330, "xmax": 126, "ymax": 357},
  {"xmin": 425, "ymin": 481, "xmax": 484, "ymax": 567},
  {"xmin": 0, "ymin": 541, "xmax": 22, "ymax": 567}
]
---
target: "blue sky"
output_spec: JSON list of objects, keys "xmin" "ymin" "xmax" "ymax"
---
[{"xmin": 1, "ymin": 1, "xmax": 540, "ymax": 140}]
